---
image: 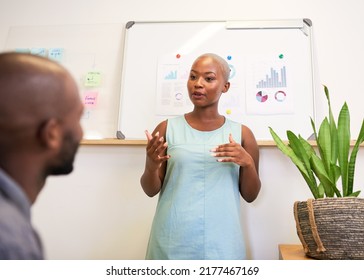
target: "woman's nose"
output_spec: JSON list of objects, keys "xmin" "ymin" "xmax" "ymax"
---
[{"xmin": 194, "ymin": 77, "xmax": 203, "ymax": 87}]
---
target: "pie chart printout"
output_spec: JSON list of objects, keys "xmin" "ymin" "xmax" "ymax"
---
[{"xmin": 256, "ymin": 91, "xmax": 268, "ymax": 103}]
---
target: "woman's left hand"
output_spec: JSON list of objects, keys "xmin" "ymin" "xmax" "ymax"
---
[{"xmin": 211, "ymin": 134, "xmax": 254, "ymax": 167}]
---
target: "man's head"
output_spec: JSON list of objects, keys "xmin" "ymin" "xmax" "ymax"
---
[{"xmin": 0, "ymin": 52, "xmax": 84, "ymax": 201}]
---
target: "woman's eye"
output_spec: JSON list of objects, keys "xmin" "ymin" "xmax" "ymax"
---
[{"xmin": 205, "ymin": 77, "xmax": 215, "ymax": 82}]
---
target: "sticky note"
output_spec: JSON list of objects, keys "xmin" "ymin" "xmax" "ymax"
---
[
  {"xmin": 15, "ymin": 48, "xmax": 30, "ymax": 53},
  {"xmin": 84, "ymin": 71, "xmax": 101, "ymax": 87},
  {"xmin": 83, "ymin": 91, "xmax": 99, "ymax": 108},
  {"xmin": 48, "ymin": 48, "xmax": 64, "ymax": 63},
  {"xmin": 30, "ymin": 48, "xmax": 47, "ymax": 57}
]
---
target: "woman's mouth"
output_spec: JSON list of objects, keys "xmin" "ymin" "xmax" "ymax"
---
[{"xmin": 192, "ymin": 92, "xmax": 205, "ymax": 99}]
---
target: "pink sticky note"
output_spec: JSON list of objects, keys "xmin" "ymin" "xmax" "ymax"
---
[{"xmin": 83, "ymin": 91, "xmax": 99, "ymax": 108}]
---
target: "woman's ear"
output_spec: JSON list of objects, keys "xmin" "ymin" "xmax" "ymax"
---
[
  {"xmin": 38, "ymin": 118, "xmax": 61, "ymax": 149},
  {"xmin": 222, "ymin": 81, "xmax": 230, "ymax": 93}
]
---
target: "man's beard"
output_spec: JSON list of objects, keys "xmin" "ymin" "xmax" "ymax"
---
[{"xmin": 48, "ymin": 131, "xmax": 80, "ymax": 176}]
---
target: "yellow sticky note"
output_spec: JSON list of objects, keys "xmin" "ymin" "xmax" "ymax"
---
[{"xmin": 85, "ymin": 71, "xmax": 101, "ymax": 87}]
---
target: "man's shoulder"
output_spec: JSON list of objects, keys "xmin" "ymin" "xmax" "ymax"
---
[
  {"xmin": 0, "ymin": 195, "xmax": 43, "ymax": 260},
  {"xmin": 0, "ymin": 194, "xmax": 29, "ymax": 236}
]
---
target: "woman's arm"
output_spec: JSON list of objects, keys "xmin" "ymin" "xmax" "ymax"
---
[
  {"xmin": 140, "ymin": 120, "xmax": 169, "ymax": 197},
  {"xmin": 238, "ymin": 125, "xmax": 261, "ymax": 202}
]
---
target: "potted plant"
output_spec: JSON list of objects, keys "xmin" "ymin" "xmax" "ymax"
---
[{"xmin": 269, "ymin": 85, "xmax": 364, "ymax": 259}]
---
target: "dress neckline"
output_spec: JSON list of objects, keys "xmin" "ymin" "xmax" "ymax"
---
[{"xmin": 182, "ymin": 114, "xmax": 227, "ymax": 133}]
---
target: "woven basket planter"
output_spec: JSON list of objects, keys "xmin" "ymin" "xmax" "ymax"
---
[{"xmin": 294, "ymin": 197, "xmax": 364, "ymax": 259}]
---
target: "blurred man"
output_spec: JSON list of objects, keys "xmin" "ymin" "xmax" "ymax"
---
[{"xmin": 0, "ymin": 52, "xmax": 84, "ymax": 259}]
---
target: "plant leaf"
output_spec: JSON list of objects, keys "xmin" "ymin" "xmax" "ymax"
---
[
  {"xmin": 349, "ymin": 190, "xmax": 361, "ymax": 197},
  {"xmin": 347, "ymin": 119, "xmax": 364, "ymax": 195},
  {"xmin": 310, "ymin": 117, "xmax": 319, "ymax": 148},
  {"xmin": 317, "ymin": 118, "xmax": 332, "ymax": 174},
  {"xmin": 324, "ymin": 85, "xmax": 339, "ymax": 163},
  {"xmin": 287, "ymin": 131, "xmax": 311, "ymax": 171},
  {"xmin": 287, "ymin": 131, "xmax": 317, "ymax": 187},
  {"xmin": 310, "ymin": 153, "xmax": 340, "ymax": 197},
  {"xmin": 299, "ymin": 135, "xmax": 316, "ymax": 157},
  {"xmin": 318, "ymin": 183, "xmax": 325, "ymax": 198},
  {"xmin": 337, "ymin": 102, "xmax": 350, "ymax": 196}
]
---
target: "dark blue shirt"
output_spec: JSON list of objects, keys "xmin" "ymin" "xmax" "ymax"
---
[{"xmin": 0, "ymin": 168, "xmax": 43, "ymax": 259}]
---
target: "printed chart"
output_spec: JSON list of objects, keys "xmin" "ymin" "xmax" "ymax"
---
[{"xmin": 245, "ymin": 57, "xmax": 294, "ymax": 115}]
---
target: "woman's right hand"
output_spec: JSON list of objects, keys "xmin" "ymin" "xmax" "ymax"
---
[{"xmin": 145, "ymin": 130, "xmax": 170, "ymax": 171}]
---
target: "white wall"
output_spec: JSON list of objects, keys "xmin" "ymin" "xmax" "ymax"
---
[{"xmin": 1, "ymin": 0, "xmax": 364, "ymax": 260}]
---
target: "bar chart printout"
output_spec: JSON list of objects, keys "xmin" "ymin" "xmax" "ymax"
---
[
  {"xmin": 256, "ymin": 66, "xmax": 287, "ymax": 88},
  {"xmin": 246, "ymin": 61, "xmax": 293, "ymax": 115}
]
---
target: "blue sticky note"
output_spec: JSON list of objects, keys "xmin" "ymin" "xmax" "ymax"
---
[
  {"xmin": 30, "ymin": 48, "xmax": 47, "ymax": 57},
  {"xmin": 48, "ymin": 48, "xmax": 64, "ymax": 63},
  {"xmin": 15, "ymin": 48, "xmax": 30, "ymax": 53}
]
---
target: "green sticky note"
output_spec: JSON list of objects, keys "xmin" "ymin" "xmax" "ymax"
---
[{"xmin": 85, "ymin": 71, "xmax": 101, "ymax": 87}]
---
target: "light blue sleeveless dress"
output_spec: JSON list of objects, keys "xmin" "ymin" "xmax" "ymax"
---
[{"xmin": 145, "ymin": 115, "xmax": 246, "ymax": 260}]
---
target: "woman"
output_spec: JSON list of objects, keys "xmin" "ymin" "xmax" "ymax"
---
[{"xmin": 140, "ymin": 53, "xmax": 261, "ymax": 259}]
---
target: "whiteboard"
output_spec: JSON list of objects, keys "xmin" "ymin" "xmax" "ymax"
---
[
  {"xmin": 4, "ymin": 23, "xmax": 124, "ymax": 139},
  {"xmin": 117, "ymin": 19, "xmax": 316, "ymax": 141}
]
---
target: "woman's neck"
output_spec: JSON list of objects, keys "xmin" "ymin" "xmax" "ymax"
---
[{"xmin": 185, "ymin": 110, "xmax": 225, "ymax": 131}]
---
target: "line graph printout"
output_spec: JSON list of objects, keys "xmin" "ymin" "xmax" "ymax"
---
[{"xmin": 155, "ymin": 54, "xmax": 194, "ymax": 116}]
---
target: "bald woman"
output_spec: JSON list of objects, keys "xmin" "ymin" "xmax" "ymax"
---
[{"xmin": 0, "ymin": 52, "xmax": 84, "ymax": 259}]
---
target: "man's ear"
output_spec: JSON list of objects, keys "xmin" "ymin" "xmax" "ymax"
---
[
  {"xmin": 38, "ymin": 118, "xmax": 61, "ymax": 149},
  {"xmin": 222, "ymin": 81, "xmax": 230, "ymax": 93}
]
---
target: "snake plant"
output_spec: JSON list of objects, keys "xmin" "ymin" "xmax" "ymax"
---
[{"xmin": 269, "ymin": 85, "xmax": 364, "ymax": 199}]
